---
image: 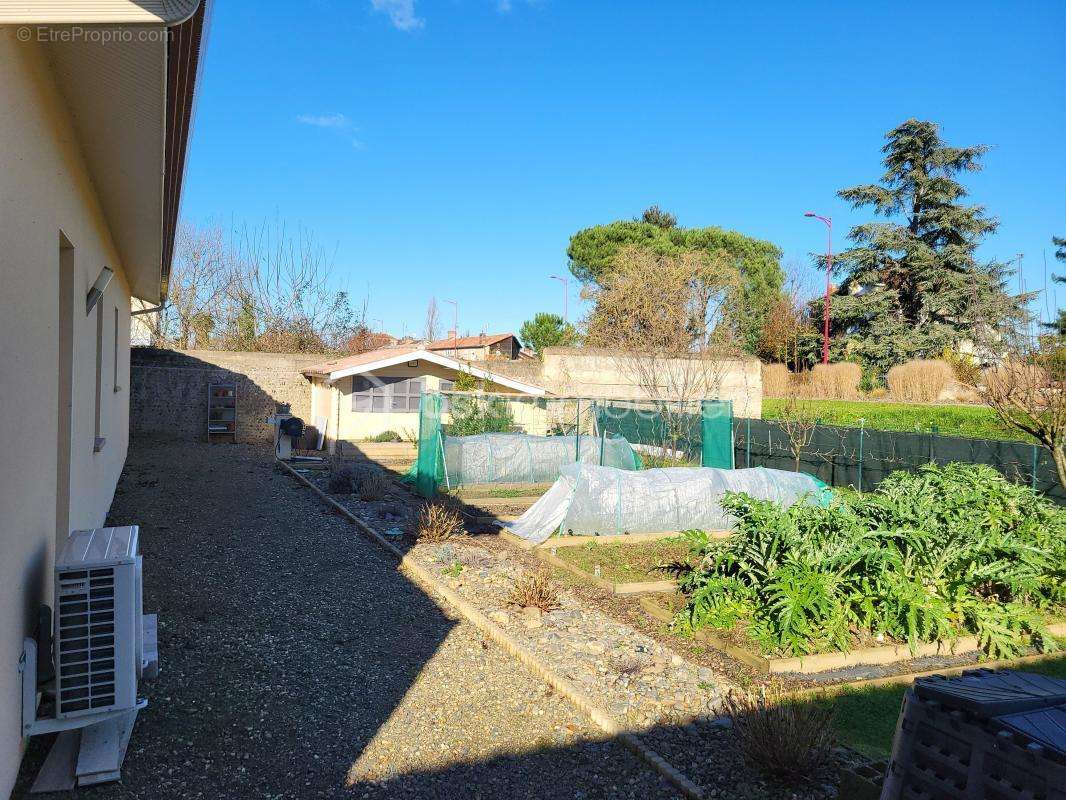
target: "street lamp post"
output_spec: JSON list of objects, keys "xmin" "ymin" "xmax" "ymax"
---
[
  {"xmin": 443, "ymin": 299, "xmax": 458, "ymax": 357},
  {"xmin": 549, "ymin": 274, "xmax": 569, "ymax": 322},
  {"xmin": 804, "ymin": 212, "xmax": 833, "ymax": 365}
]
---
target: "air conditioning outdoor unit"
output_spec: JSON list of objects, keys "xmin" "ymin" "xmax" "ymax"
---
[
  {"xmin": 54, "ymin": 526, "xmax": 144, "ymax": 719},
  {"xmin": 20, "ymin": 526, "xmax": 158, "ymax": 788}
]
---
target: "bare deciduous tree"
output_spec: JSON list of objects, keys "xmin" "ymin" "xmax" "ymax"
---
[
  {"xmin": 149, "ymin": 223, "xmax": 231, "ymax": 348},
  {"xmin": 146, "ymin": 219, "xmax": 365, "ymax": 354},
  {"xmin": 980, "ymin": 349, "xmax": 1066, "ymax": 489},
  {"xmin": 583, "ymin": 246, "xmax": 744, "ymax": 462},
  {"xmin": 966, "ymin": 269, "xmax": 1066, "ymax": 490},
  {"xmin": 424, "ymin": 297, "xmax": 439, "ymax": 342},
  {"xmin": 223, "ymin": 219, "xmax": 356, "ymax": 352}
]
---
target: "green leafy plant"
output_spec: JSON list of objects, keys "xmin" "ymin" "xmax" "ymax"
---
[
  {"xmin": 677, "ymin": 463, "xmax": 1065, "ymax": 659},
  {"xmin": 371, "ymin": 430, "xmax": 403, "ymax": 443},
  {"xmin": 441, "ymin": 560, "xmax": 464, "ymax": 578},
  {"xmin": 447, "ymin": 390, "xmax": 514, "ymax": 436}
]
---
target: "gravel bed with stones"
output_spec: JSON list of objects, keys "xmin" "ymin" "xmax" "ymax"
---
[
  {"xmin": 309, "ymin": 465, "xmax": 733, "ymax": 727},
  {"xmin": 13, "ymin": 441, "xmax": 678, "ymax": 800},
  {"xmin": 312, "ymin": 463, "xmax": 869, "ymax": 798}
]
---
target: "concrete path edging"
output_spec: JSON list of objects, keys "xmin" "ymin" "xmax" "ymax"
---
[{"xmin": 278, "ymin": 460, "xmax": 706, "ymax": 800}]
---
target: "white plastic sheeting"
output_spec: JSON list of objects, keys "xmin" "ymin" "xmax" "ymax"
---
[
  {"xmin": 442, "ymin": 433, "xmax": 639, "ymax": 487},
  {"xmin": 503, "ymin": 463, "xmax": 828, "ymax": 544}
]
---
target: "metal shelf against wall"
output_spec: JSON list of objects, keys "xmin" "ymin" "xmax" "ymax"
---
[{"xmin": 207, "ymin": 383, "xmax": 236, "ymax": 441}]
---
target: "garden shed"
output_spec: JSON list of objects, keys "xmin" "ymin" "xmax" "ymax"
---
[{"xmin": 301, "ymin": 346, "xmax": 549, "ymax": 449}]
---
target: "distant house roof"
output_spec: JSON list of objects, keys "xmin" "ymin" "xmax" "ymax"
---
[
  {"xmin": 302, "ymin": 347, "xmax": 547, "ymax": 396},
  {"xmin": 425, "ymin": 332, "xmax": 516, "ymax": 351}
]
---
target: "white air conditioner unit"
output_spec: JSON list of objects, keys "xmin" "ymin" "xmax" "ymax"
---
[
  {"xmin": 21, "ymin": 526, "xmax": 158, "ymax": 783},
  {"xmin": 53, "ymin": 526, "xmax": 144, "ymax": 720}
]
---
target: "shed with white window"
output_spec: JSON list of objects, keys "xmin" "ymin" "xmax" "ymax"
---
[{"xmin": 301, "ymin": 346, "xmax": 549, "ymax": 450}]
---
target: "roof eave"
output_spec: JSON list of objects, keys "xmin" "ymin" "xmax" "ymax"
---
[
  {"xmin": 0, "ymin": 0, "xmax": 201, "ymax": 25},
  {"xmin": 306, "ymin": 349, "xmax": 548, "ymax": 396}
]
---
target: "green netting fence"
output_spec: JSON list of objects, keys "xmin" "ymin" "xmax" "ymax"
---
[
  {"xmin": 733, "ymin": 417, "xmax": 1064, "ymax": 503},
  {"xmin": 405, "ymin": 392, "xmax": 735, "ymax": 497}
]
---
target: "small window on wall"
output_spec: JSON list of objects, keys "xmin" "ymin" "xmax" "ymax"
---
[
  {"xmin": 352, "ymin": 375, "xmax": 424, "ymax": 413},
  {"xmin": 440, "ymin": 380, "xmax": 455, "ymax": 413}
]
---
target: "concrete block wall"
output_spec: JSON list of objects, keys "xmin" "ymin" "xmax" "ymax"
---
[{"xmin": 130, "ymin": 348, "xmax": 323, "ymax": 443}]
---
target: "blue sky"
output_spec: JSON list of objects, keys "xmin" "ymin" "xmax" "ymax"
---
[{"xmin": 180, "ymin": 0, "xmax": 1066, "ymax": 338}]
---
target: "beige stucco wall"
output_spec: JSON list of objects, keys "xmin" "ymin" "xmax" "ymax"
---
[
  {"xmin": 537, "ymin": 348, "xmax": 763, "ymax": 418},
  {"xmin": 0, "ymin": 32, "xmax": 134, "ymax": 796}
]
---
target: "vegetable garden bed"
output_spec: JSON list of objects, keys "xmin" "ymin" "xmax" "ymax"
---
[
  {"xmin": 641, "ymin": 595, "xmax": 1066, "ymax": 675},
  {"xmin": 671, "ymin": 462, "xmax": 1066, "ymax": 668},
  {"xmin": 537, "ymin": 539, "xmax": 690, "ymax": 596}
]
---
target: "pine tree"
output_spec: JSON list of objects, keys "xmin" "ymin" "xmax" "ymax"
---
[{"xmin": 826, "ymin": 119, "xmax": 1026, "ymax": 377}]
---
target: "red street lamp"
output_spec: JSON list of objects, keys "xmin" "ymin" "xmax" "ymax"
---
[{"xmin": 804, "ymin": 212, "xmax": 833, "ymax": 365}]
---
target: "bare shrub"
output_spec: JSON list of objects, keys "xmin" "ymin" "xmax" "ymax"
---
[
  {"xmin": 328, "ymin": 465, "xmax": 362, "ymax": 494},
  {"xmin": 358, "ymin": 471, "xmax": 392, "ymax": 501},
  {"xmin": 508, "ymin": 570, "xmax": 561, "ymax": 611},
  {"xmin": 414, "ymin": 502, "xmax": 465, "ymax": 542},
  {"xmin": 722, "ymin": 688, "xmax": 834, "ymax": 779},
  {"xmin": 809, "ymin": 362, "xmax": 862, "ymax": 399},
  {"xmin": 762, "ymin": 363, "xmax": 790, "ymax": 397},
  {"xmin": 886, "ymin": 359, "xmax": 954, "ymax": 403}
]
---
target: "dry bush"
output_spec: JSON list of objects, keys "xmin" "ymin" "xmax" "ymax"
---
[
  {"xmin": 328, "ymin": 464, "xmax": 362, "ymax": 494},
  {"xmin": 762, "ymin": 363, "xmax": 791, "ymax": 397},
  {"xmin": 886, "ymin": 359, "xmax": 954, "ymax": 403},
  {"xmin": 358, "ymin": 471, "xmax": 392, "ymax": 501},
  {"xmin": 809, "ymin": 362, "xmax": 862, "ymax": 399},
  {"xmin": 508, "ymin": 570, "xmax": 561, "ymax": 611},
  {"xmin": 722, "ymin": 688, "xmax": 835, "ymax": 779},
  {"xmin": 414, "ymin": 502, "xmax": 465, "ymax": 542}
]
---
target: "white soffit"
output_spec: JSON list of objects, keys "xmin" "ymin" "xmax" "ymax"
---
[
  {"xmin": 43, "ymin": 29, "xmax": 166, "ymax": 300},
  {"xmin": 0, "ymin": 1, "xmax": 199, "ymax": 24},
  {"xmin": 327, "ymin": 350, "xmax": 548, "ymax": 396}
]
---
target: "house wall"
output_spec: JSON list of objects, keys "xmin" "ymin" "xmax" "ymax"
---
[
  {"xmin": 332, "ymin": 362, "xmax": 535, "ymax": 442},
  {"xmin": 0, "ymin": 32, "xmax": 134, "ymax": 796},
  {"xmin": 129, "ymin": 349, "xmax": 326, "ymax": 444}
]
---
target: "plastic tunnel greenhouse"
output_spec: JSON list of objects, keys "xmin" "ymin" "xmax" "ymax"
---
[{"xmin": 404, "ymin": 392, "xmax": 736, "ymax": 497}]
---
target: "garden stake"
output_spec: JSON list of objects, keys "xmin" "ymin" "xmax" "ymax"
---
[
  {"xmin": 1031, "ymin": 443, "xmax": 1039, "ymax": 491},
  {"xmin": 745, "ymin": 417, "xmax": 751, "ymax": 468},
  {"xmin": 857, "ymin": 419, "xmax": 865, "ymax": 492}
]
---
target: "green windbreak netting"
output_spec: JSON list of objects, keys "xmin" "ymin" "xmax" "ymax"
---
[
  {"xmin": 701, "ymin": 399, "xmax": 734, "ymax": 469},
  {"xmin": 406, "ymin": 392, "xmax": 736, "ymax": 496},
  {"xmin": 412, "ymin": 391, "xmax": 443, "ymax": 497},
  {"xmin": 596, "ymin": 399, "xmax": 734, "ymax": 469}
]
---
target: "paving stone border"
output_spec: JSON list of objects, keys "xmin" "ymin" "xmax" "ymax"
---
[{"xmin": 279, "ymin": 459, "xmax": 710, "ymax": 800}]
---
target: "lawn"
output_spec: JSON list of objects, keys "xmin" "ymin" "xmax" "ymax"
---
[
  {"xmin": 814, "ymin": 653, "xmax": 1066, "ymax": 758},
  {"xmin": 553, "ymin": 539, "xmax": 692, "ymax": 584},
  {"xmin": 761, "ymin": 398, "xmax": 1030, "ymax": 442},
  {"xmin": 444, "ymin": 484, "xmax": 549, "ymax": 499}
]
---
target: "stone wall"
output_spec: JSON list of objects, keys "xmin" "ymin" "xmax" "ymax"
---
[
  {"xmin": 130, "ymin": 348, "xmax": 322, "ymax": 443},
  {"xmin": 475, "ymin": 347, "xmax": 763, "ymax": 418}
]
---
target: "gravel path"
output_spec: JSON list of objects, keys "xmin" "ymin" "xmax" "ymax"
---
[{"xmin": 13, "ymin": 440, "xmax": 676, "ymax": 799}]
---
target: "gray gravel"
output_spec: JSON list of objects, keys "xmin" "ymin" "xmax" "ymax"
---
[{"xmin": 13, "ymin": 440, "xmax": 676, "ymax": 799}]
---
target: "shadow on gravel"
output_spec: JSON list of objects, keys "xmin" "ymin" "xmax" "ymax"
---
[
  {"xmin": 12, "ymin": 440, "xmax": 460, "ymax": 799},
  {"xmin": 12, "ymin": 439, "xmax": 868, "ymax": 800}
]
